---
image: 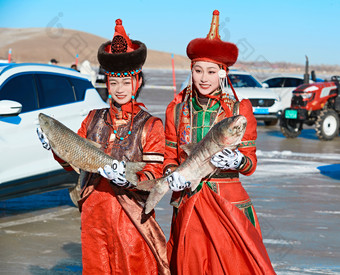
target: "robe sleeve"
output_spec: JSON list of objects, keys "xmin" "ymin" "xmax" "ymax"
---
[
  {"xmin": 237, "ymin": 99, "xmax": 257, "ymax": 176},
  {"xmin": 136, "ymin": 117, "xmax": 165, "ymax": 182},
  {"xmin": 163, "ymin": 100, "xmax": 180, "ymax": 174}
]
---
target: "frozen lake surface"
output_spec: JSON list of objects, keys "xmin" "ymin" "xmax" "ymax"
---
[{"xmin": 1, "ymin": 69, "xmax": 340, "ymax": 274}]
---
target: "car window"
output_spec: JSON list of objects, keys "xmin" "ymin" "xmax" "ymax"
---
[
  {"xmin": 284, "ymin": 78, "xmax": 304, "ymax": 87},
  {"xmin": 0, "ymin": 74, "xmax": 38, "ymax": 113},
  {"xmin": 263, "ymin": 78, "xmax": 284, "ymax": 88},
  {"xmin": 68, "ymin": 77, "xmax": 93, "ymax": 101},
  {"xmin": 229, "ymin": 74, "xmax": 262, "ymax": 88},
  {"xmin": 36, "ymin": 74, "xmax": 76, "ymax": 109}
]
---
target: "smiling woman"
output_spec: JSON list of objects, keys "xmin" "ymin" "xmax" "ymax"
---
[
  {"xmin": 38, "ymin": 18, "xmax": 170, "ymax": 274},
  {"xmin": 108, "ymin": 75, "xmax": 142, "ymax": 105},
  {"xmin": 163, "ymin": 10, "xmax": 276, "ymax": 274},
  {"xmin": 192, "ymin": 62, "xmax": 220, "ymax": 95}
]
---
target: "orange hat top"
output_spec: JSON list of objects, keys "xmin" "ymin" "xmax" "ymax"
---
[
  {"xmin": 186, "ymin": 10, "xmax": 238, "ymax": 68},
  {"xmin": 110, "ymin": 19, "xmax": 133, "ymax": 53},
  {"xmin": 97, "ymin": 19, "xmax": 147, "ymax": 77}
]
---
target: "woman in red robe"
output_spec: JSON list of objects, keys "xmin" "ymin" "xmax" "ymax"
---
[
  {"xmin": 163, "ymin": 10, "xmax": 276, "ymax": 275},
  {"xmin": 39, "ymin": 19, "xmax": 169, "ymax": 275}
]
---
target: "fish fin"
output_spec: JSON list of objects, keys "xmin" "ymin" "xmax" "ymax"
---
[
  {"xmin": 180, "ymin": 143, "xmax": 195, "ymax": 156},
  {"xmin": 126, "ymin": 162, "xmax": 146, "ymax": 183},
  {"xmin": 144, "ymin": 178, "xmax": 169, "ymax": 214},
  {"xmin": 213, "ymin": 168, "xmax": 220, "ymax": 175},
  {"xmin": 190, "ymin": 178, "xmax": 202, "ymax": 192},
  {"xmin": 86, "ymin": 139, "xmax": 102, "ymax": 149},
  {"xmin": 69, "ymin": 164, "xmax": 80, "ymax": 174}
]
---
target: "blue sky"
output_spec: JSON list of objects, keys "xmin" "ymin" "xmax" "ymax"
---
[{"xmin": 1, "ymin": 0, "xmax": 339, "ymax": 66}]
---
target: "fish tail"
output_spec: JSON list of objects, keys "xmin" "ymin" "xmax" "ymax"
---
[
  {"xmin": 144, "ymin": 178, "xmax": 169, "ymax": 214},
  {"xmin": 136, "ymin": 179, "xmax": 158, "ymax": 191}
]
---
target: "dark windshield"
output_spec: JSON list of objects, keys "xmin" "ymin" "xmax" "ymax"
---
[{"xmin": 229, "ymin": 74, "xmax": 262, "ymax": 88}]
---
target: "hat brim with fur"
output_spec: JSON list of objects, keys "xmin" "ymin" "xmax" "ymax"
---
[
  {"xmin": 97, "ymin": 40, "xmax": 147, "ymax": 73},
  {"xmin": 187, "ymin": 38, "xmax": 238, "ymax": 67}
]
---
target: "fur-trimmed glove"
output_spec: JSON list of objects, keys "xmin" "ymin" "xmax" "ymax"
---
[
  {"xmin": 37, "ymin": 128, "xmax": 51, "ymax": 150},
  {"xmin": 98, "ymin": 160, "xmax": 133, "ymax": 188},
  {"xmin": 167, "ymin": 171, "xmax": 191, "ymax": 192},
  {"xmin": 210, "ymin": 148, "xmax": 244, "ymax": 170}
]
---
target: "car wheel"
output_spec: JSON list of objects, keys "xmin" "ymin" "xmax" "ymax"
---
[
  {"xmin": 315, "ymin": 109, "xmax": 339, "ymax": 140},
  {"xmin": 264, "ymin": 119, "xmax": 278, "ymax": 126},
  {"xmin": 280, "ymin": 117, "xmax": 302, "ymax": 138}
]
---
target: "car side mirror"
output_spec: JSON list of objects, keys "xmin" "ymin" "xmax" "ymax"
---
[
  {"xmin": 262, "ymin": 83, "xmax": 269, "ymax": 88},
  {"xmin": 0, "ymin": 100, "xmax": 22, "ymax": 116}
]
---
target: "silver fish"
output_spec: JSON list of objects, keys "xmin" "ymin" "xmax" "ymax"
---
[
  {"xmin": 38, "ymin": 113, "xmax": 144, "ymax": 183},
  {"xmin": 137, "ymin": 115, "xmax": 247, "ymax": 214}
]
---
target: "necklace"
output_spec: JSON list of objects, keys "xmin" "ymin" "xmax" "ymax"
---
[{"xmin": 104, "ymin": 109, "xmax": 133, "ymax": 141}]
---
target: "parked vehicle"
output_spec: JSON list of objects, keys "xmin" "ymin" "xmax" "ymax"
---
[
  {"xmin": 0, "ymin": 63, "xmax": 109, "ymax": 203},
  {"xmin": 180, "ymin": 70, "xmax": 282, "ymax": 125},
  {"xmin": 280, "ymin": 75, "xmax": 340, "ymax": 140},
  {"xmin": 262, "ymin": 74, "xmax": 323, "ymax": 110},
  {"xmin": 95, "ymin": 66, "xmax": 109, "ymax": 102}
]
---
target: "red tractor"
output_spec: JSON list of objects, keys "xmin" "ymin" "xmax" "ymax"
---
[{"xmin": 280, "ymin": 75, "xmax": 340, "ymax": 140}]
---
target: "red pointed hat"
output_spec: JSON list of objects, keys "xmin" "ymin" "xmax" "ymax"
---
[
  {"xmin": 97, "ymin": 19, "xmax": 147, "ymax": 77},
  {"xmin": 187, "ymin": 10, "xmax": 238, "ymax": 67}
]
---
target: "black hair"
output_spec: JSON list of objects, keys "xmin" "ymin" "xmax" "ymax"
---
[{"xmin": 135, "ymin": 71, "xmax": 145, "ymax": 100}]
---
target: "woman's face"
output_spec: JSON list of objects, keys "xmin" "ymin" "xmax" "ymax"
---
[
  {"xmin": 108, "ymin": 76, "xmax": 142, "ymax": 105},
  {"xmin": 192, "ymin": 61, "xmax": 221, "ymax": 96}
]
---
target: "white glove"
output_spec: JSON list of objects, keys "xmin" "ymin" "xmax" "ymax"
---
[
  {"xmin": 210, "ymin": 148, "xmax": 244, "ymax": 170},
  {"xmin": 167, "ymin": 171, "xmax": 191, "ymax": 192},
  {"xmin": 37, "ymin": 128, "xmax": 51, "ymax": 150},
  {"xmin": 98, "ymin": 160, "xmax": 132, "ymax": 188}
]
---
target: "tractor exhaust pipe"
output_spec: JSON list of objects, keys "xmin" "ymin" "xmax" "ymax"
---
[
  {"xmin": 311, "ymin": 70, "xmax": 316, "ymax": 82},
  {"xmin": 304, "ymin": 55, "xmax": 309, "ymax": 84}
]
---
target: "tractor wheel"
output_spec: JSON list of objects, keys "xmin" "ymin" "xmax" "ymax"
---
[
  {"xmin": 315, "ymin": 109, "xmax": 339, "ymax": 140},
  {"xmin": 280, "ymin": 118, "xmax": 302, "ymax": 138},
  {"xmin": 264, "ymin": 119, "xmax": 278, "ymax": 126}
]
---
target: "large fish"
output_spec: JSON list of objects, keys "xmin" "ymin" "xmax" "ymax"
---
[
  {"xmin": 38, "ymin": 113, "xmax": 144, "ymax": 183},
  {"xmin": 138, "ymin": 115, "xmax": 247, "ymax": 214}
]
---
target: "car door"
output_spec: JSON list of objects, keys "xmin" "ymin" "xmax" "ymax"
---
[
  {"xmin": 0, "ymin": 73, "xmax": 56, "ymax": 184},
  {"xmin": 264, "ymin": 77, "xmax": 294, "ymax": 109},
  {"xmin": 35, "ymin": 73, "xmax": 86, "ymax": 131},
  {"xmin": 280, "ymin": 78, "xmax": 305, "ymax": 109}
]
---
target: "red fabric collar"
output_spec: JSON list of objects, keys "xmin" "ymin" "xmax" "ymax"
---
[
  {"xmin": 109, "ymin": 101, "xmax": 145, "ymax": 120},
  {"xmin": 203, "ymin": 91, "xmax": 231, "ymax": 113}
]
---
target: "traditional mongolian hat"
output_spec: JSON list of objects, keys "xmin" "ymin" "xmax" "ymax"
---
[
  {"xmin": 97, "ymin": 19, "xmax": 147, "ymax": 141},
  {"xmin": 186, "ymin": 10, "xmax": 240, "ymax": 102},
  {"xmin": 97, "ymin": 19, "xmax": 147, "ymax": 77},
  {"xmin": 187, "ymin": 10, "xmax": 238, "ymax": 68}
]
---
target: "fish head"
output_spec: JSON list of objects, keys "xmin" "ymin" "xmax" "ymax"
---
[
  {"xmin": 212, "ymin": 115, "xmax": 247, "ymax": 147},
  {"xmin": 38, "ymin": 113, "xmax": 54, "ymax": 135}
]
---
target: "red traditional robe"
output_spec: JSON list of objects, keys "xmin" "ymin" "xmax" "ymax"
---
[
  {"xmin": 164, "ymin": 90, "xmax": 276, "ymax": 274},
  {"xmin": 53, "ymin": 104, "xmax": 170, "ymax": 275}
]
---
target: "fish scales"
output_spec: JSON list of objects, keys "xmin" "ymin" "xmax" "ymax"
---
[
  {"xmin": 38, "ymin": 113, "xmax": 144, "ymax": 183},
  {"xmin": 45, "ymin": 116, "xmax": 112, "ymax": 172},
  {"xmin": 137, "ymin": 115, "xmax": 247, "ymax": 214}
]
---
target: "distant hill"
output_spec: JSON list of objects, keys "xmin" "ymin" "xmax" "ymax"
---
[
  {"xmin": 0, "ymin": 28, "xmax": 190, "ymax": 69},
  {"xmin": 1, "ymin": 28, "xmax": 339, "ymax": 77}
]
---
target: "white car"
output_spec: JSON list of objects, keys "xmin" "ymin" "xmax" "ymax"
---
[
  {"xmin": 181, "ymin": 70, "xmax": 282, "ymax": 125},
  {"xmin": 262, "ymin": 74, "xmax": 324, "ymax": 110},
  {"xmin": 0, "ymin": 63, "xmax": 109, "ymax": 202}
]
